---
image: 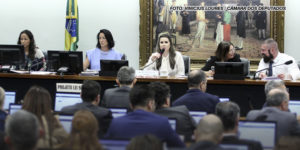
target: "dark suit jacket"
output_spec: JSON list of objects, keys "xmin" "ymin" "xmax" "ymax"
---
[
  {"xmin": 201, "ymin": 54, "xmax": 241, "ymax": 71},
  {"xmin": 105, "ymin": 109, "xmax": 185, "ymax": 148},
  {"xmin": 221, "ymin": 134, "xmax": 263, "ymax": 150},
  {"xmin": 61, "ymin": 102, "xmax": 113, "ymax": 138},
  {"xmin": 155, "ymin": 105, "xmax": 196, "ymax": 141},
  {"xmin": 172, "ymin": 89, "xmax": 220, "ymax": 113},
  {"xmin": 101, "ymin": 86, "xmax": 131, "ymax": 110},
  {"xmin": 188, "ymin": 141, "xmax": 225, "ymax": 150},
  {"xmin": 246, "ymin": 107, "xmax": 300, "ymax": 141}
]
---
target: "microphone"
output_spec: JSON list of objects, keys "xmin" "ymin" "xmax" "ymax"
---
[
  {"xmin": 253, "ymin": 60, "xmax": 293, "ymax": 79},
  {"xmin": 159, "ymin": 48, "xmax": 165, "ymax": 56},
  {"xmin": 28, "ymin": 58, "xmax": 45, "ymax": 71},
  {"xmin": 141, "ymin": 49, "xmax": 165, "ymax": 69}
]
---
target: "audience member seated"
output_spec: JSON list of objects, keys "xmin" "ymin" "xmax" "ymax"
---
[
  {"xmin": 22, "ymin": 86, "xmax": 68, "ymax": 149},
  {"xmin": 126, "ymin": 134, "xmax": 163, "ymax": 150},
  {"xmin": 275, "ymin": 136, "xmax": 300, "ymax": 150},
  {"xmin": 172, "ymin": 70, "xmax": 220, "ymax": 113},
  {"xmin": 0, "ymin": 87, "xmax": 7, "ymax": 132},
  {"xmin": 105, "ymin": 85, "xmax": 185, "ymax": 148},
  {"xmin": 59, "ymin": 110, "xmax": 103, "ymax": 150},
  {"xmin": 246, "ymin": 89, "xmax": 300, "ymax": 142},
  {"xmin": 5, "ymin": 110, "xmax": 40, "ymax": 150},
  {"xmin": 188, "ymin": 114, "xmax": 224, "ymax": 150},
  {"xmin": 150, "ymin": 81, "xmax": 196, "ymax": 141},
  {"xmin": 61, "ymin": 80, "xmax": 113, "ymax": 138},
  {"xmin": 101, "ymin": 66, "xmax": 136, "ymax": 110},
  {"xmin": 215, "ymin": 101, "xmax": 263, "ymax": 150},
  {"xmin": 83, "ymin": 29, "xmax": 124, "ymax": 70},
  {"xmin": 262, "ymin": 80, "xmax": 287, "ymax": 108}
]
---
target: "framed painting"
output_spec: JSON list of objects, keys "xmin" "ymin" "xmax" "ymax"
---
[{"xmin": 139, "ymin": 0, "xmax": 285, "ymax": 68}]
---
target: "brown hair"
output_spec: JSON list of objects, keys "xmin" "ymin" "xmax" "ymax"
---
[
  {"xmin": 156, "ymin": 34, "xmax": 176, "ymax": 70},
  {"xmin": 215, "ymin": 41, "xmax": 234, "ymax": 61}
]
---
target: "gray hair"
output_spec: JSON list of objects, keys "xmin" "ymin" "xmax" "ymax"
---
[
  {"xmin": 117, "ymin": 66, "xmax": 135, "ymax": 85},
  {"xmin": 0, "ymin": 87, "xmax": 5, "ymax": 108},
  {"xmin": 188, "ymin": 70, "xmax": 206, "ymax": 88},
  {"xmin": 264, "ymin": 80, "xmax": 286, "ymax": 95},
  {"xmin": 195, "ymin": 114, "xmax": 223, "ymax": 143},
  {"xmin": 263, "ymin": 38, "xmax": 279, "ymax": 51},
  {"xmin": 5, "ymin": 110, "xmax": 40, "ymax": 150},
  {"xmin": 266, "ymin": 89, "xmax": 289, "ymax": 106},
  {"xmin": 215, "ymin": 101, "xmax": 240, "ymax": 131}
]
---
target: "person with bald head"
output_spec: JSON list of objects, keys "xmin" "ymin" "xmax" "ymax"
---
[
  {"xmin": 173, "ymin": 70, "xmax": 219, "ymax": 113},
  {"xmin": 188, "ymin": 114, "xmax": 224, "ymax": 150},
  {"xmin": 247, "ymin": 88, "xmax": 300, "ymax": 141}
]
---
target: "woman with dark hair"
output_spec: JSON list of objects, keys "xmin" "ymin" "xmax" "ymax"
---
[
  {"xmin": 144, "ymin": 33, "xmax": 185, "ymax": 76},
  {"xmin": 17, "ymin": 30, "xmax": 46, "ymax": 71},
  {"xmin": 60, "ymin": 110, "xmax": 103, "ymax": 150},
  {"xmin": 22, "ymin": 86, "xmax": 68, "ymax": 149},
  {"xmin": 202, "ymin": 41, "xmax": 241, "ymax": 75},
  {"xmin": 83, "ymin": 29, "xmax": 124, "ymax": 70}
]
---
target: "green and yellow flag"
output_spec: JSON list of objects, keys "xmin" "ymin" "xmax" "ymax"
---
[{"xmin": 65, "ymin": 0, "xmax": 79, "ymax": 51}]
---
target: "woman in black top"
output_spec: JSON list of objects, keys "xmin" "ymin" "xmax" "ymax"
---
[{"xmin": 202, "ymin": 41, "xmax": 241, "ymax": 75}]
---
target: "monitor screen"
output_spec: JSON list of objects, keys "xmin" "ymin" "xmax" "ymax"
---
[
  {"xmin": 238, "ymin": 121, "xmax": 276, "ymax": 150},
  {"xmin": 219, "ymin": 97, "xmax": 230, "ymax": 102},
  {"xmin": 59, "ymin": 115, "xmax": 73, "ymax": 133},
  {"xmin": 0, "ymin": 44, "xmax": 25, "ymax": 66},
  {"xmin": 168, "ymin": 118, "xmax": 177, "ymax": 131},
  {"xmin": 4, "ymin": 91, "xmax": 16, "ymax": 110},
  {"xmin": 189, "ymin": 111, "xmax": 207, "ymax": 124},
  {"xmin": 47, "ymin": 50, "xmax": 83, "ymax": 74},
  {"xmin": 214, "ymin": 62, "xmax": 245, "ymax": 80},
  {"xmin": 109, "ymin": 108, "xmax": 127, "ymax": 118},
  {"xmin": 99, "ymin": 60, "xmax": 128, "ymax": 76},
  {"xmin": 220, "ymin": 144, "xmax": 248, "ymax": 150},
  {"xmin": 9, "ymin": 104, "xmax": 22, "ymax": 115},
  {"xmin": 54, "ymin": 93, "xmax": 82, "ymax": 112},
  {"xmin": 289, "ymin": 100, "xmax": 300, "ymax": 115},
  {"xmin": 99, "ymin": 139, "xmax": 129, "ymax": 150}
]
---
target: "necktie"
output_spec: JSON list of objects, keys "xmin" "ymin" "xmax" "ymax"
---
[{"xmin": 268, "ymin": 61, "xmax": 273, "ymax": 76}]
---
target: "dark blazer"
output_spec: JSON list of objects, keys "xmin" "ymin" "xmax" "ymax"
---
[
  {"xmin": 172, "ymin": 89, "xmax": 220, "ymax": 113},
  {"xmin": 0, "ymin": 110, "xmax": 7, "ymax": 132},
  {"xmin": 61, "ymin": 102, "xmax": 113, "ymax": 138},
  {"xmin": 188, "ymin": 141, "xmax": 225, "ymax": 150},
  {"xmin": 105, "ymin": 109, "xmax": 185, "ymax": 148},
  {"xmin": 221, "ymin": 134, "xmax": 263, "ymax": 150},
  {"xmin": 201, "ymin": 54, "xmax": 241, "ymax": 71},
  {"xmin": 155, "ymin": 105, "xmax": 196, "ymax": 141},
  {"xmin": 246, "ymin": 107, "xmax": 300, "ymax": 141},
  {"xmin": 101, "ymin": 86, "xmax": 131, "ymax": 110}
]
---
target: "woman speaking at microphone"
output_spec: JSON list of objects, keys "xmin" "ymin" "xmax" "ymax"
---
[{"xmin": 144, "ymin": 34, "xmax": 185, "ymax": 76}]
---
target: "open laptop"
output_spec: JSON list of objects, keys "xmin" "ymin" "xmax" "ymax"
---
[
  {"xmin": 238, "ymin": 121, "xmax": 276, "ymax": 150},
  {"xmin": 220, "ymin": 144, "xmax": 248, "ymax": 150},
  {"xmin": 58, "ymin": 114, "xmax": 73, "ymax": 133},
  {"xmin": 99, "ymin": 139, "xmax": 129, "ymax": 150},
  {"xmin": 54, "ymin": 93, "xmax": 82, "ymax": 112},
  {"xmin": 4, "ymin": 91, "xmax": 16, "ymax": 110},
  {"xmin": 289, "ymin": 100, "xmax": 300, "ymax": 115},
  {"xmin": 9, "ymin": 104, "xmax": 22, "ymax": 115},
  {"xmin": 189, "ymin": 111, "xmax": 207, "ymax": 124},
  {"xmin": 109, "ymin": 108, "xmax": 128, "ymax": 118},
  {"xmin": 168, "ymin": 118, "xmax": 177, "ymax": 131},
  {"xmin": 219, "ymin": 97, "xmax": 230, "ymax": 102}
]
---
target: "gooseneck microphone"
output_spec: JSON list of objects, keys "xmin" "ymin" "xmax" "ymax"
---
[
  {"xmin": 253, "ymin": 60, "xmax": 293, "ymax": 79},
  {"xmin": 141, "ymin": 48, "xmax": 165, "ymax": 69}
]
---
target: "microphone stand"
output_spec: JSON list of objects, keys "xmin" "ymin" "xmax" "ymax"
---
[{"xmin": 252, "ymin": 61, "xmax": 293, "ymax": 80}]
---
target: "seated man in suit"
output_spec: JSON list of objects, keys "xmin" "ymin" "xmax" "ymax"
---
[
  {"xmin": 188, "ymin": 114, "xmax": 224, "ymax": 150},
  {"xmin": 172, "ymin": 69, "xmax": 220, "ymax": 113},
  {"xmin": 215, "ymin": 101, "xmax": 263, "ymax": 150},
  {"xmin": 262, "ymin": 80, "xmax": 287, "ymax": 108},
  {"xmin": 105, "ymin": 84, "xmax": 185, "ymax": 148},
  {"xmin": 101, "ymin": 66, "xmax": 136, "ymax": 110},
  {"xmin": 150, "ymin": 81, "xmax": 196, "ymax": 141},
  {"xmin": 246, "ymin": 88, "xmax": 300, "ymax": 142},
  {"xmin": 61, "ymin": 80, "xmax": 113, "ymax": 138}
]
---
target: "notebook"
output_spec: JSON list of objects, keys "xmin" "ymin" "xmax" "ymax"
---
[
  {"xmin": 54, "ymin": 93, "xmax": 82, "ymax": 112},
  {"xmin": 4, "ymin": 91, "xmax": 16, "ymax": 110},
  {"xmin": 58, "ymin": 114, "xmax": 73, "ymax": 133},
  {"xmin": 109, "ymin": 108, "xmax": 128, "ymax": 118}
]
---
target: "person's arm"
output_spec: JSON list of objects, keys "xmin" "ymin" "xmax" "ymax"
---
[
  {"xmin": 143, "ymin": 53, "xmax": 160, "ymax": 70},
  {"xmin": 286, "ymin": 58, "xmax": 300, "ymax": 80},
  {"xmin": 256, "ymin": 59, "xmax": 267, "ymax": 79},
  {"xmin": 83, "ymin": 56, "xmax": 90, "ymax": 71}
]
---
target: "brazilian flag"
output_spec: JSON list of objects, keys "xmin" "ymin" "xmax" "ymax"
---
[{"xmin": 65, "ymin": 0, "xmax": 79, "ymax": 51}]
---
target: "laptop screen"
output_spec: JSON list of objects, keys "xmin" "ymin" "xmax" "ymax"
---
[
  {"xmin": 168, "ymin": 118, "xmax": 177, "ymax": 131},
  {"xmin": 58, "ymin": 115, "xmax": 73, "ymax": 133},
  {"xmin": 4, "ymin": 91, "xmax": 16, "ymax": 110},
  {"xmin": 189, "ymin": 111, "xmax": 207, "ymax": 124},
  {"xmin": 99, "ymin": 139, "xmax": 129, "ymax": 150},
  {"xmin": 109, "ymin": 108, "xmax": 127, "ymax": 118},
  {"xmin": 9, "ymin": 104, "xmax": 21, "ymax": 115},
  {"xmin": 55, "ymin": 93, "xmax": 82, "ymax": 112},
  {"xmin": 220, "ymin": 144, "xmax": 248, "ymax": 150},
  {"xmin": 238, "ymin": 121, "xmax": 276, "ymax": 150},
  {"xmin": 219, "ymin": 97, "xmax": 230, "ymax": 102},
  {"xmin": 289, "ymin": 101, "xmax": 300, "ymax": 115}
]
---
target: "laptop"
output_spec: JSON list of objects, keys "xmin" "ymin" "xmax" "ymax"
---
[
  {"xmin": 238, "ymin": 121, "xmax": 276, "ymax": 150},
  {"xmin": 219, "ymin": 97, "xmax": 230, "ymax": 102},
  {"xmin": 4, "ymin": 91, "xmax": 16, "ymax": 110},
  {"xmin": 99, "ymin": 139, "xmax": 129, "ymax": 150},
  {"xmin": 58, "ymin": 114, "xmax": 73, "ymax": 133},
  {"xmin": 189, "ymin": 111, "xmax": 207, "ymax": 124},
  {"xmin": 168, "ymin": 118, "xmax": 177, "ymax": 131},
  {"xmin": 109, "ymin": 108, "xmax": 128, "ymax": 118},
  {"xmin": 54, "ymin": 93, "xmax": 82, "ymax": 112},
  {"xmin": 289, "ymin": 100, "xmax": 300, "ymax": 115},
  {"xmin": 9, "ymin": 104, "xmax": 22, "ymax": 115},
  {"xmin": 220, "ymin": 144, "xmax": 248, "ymax": 150}
]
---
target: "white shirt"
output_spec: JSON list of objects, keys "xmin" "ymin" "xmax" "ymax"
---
[
  {"xmin": 144, "ymin": 51, "xmax": 185, "ymax": 76},
  {"xmin": 257, "ymin": 52, "xmax": 300, "ymax": 80}
]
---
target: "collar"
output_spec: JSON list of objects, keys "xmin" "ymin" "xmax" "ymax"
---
[{"xmin": 272, "ymin": 52, "xmax": 282, "ymax": 64}]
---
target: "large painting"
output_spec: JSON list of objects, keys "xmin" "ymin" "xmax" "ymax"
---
[{"xmin": 139, "ymin": 0, "xmax": 285, "ymax": 67}]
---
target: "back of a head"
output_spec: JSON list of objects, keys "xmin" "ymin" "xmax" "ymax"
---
[
  {"xmin": 5, "ymin": 110, "xmax": 39, "ymax": 150},
  {"xmin": 126, "ymin": 134, "xmax": 163, "ymax": 150},
  {"xmin": 81, "ymin": 80, "xmax": 101, "ymax": 102},
  {"xmin": 149, "ymin": 82, "xmax": 170, "ymax": 109},
  {"xmin": 130, "ymin": 85, "xmax": 155, "ymax": 108},
  {"xmin": 263, "ymin": 38, "xmax": 278, "ymax": 51},
  {"xmin": 215, "ymin": 41, "xmax": 231, "ymax": 60},
  {"xmin": 215, "ymin": 101, "xmax": 240, "ymax": 132},
  {"xmin": 264, "ymin": 80, "xmax": 286, "ymax": 95},
  {"xmin": 0, "ymin": 86, "xmax": 5, "ymax": 109},
  {"xmin": 266, "ymin": 89, "xmax": 289, "ymax": 107},
  {"xmin": 195, "ymin": 114, "xmax": 223, "ymax": 144},
  {"xmin": 188, "ymin": 70, "xmax": 206, "ymax": 88},
  {"xmin": 117, "ymin": 66, "xmax": 136, "ymax": 85}
]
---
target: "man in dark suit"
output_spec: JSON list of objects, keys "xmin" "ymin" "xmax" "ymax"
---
[
  {"xmin": 61, "ymin": 80, "xmax": 113, "ymax": 138},
  {"xmin": 101, "ymin": 66, "xmax": 136, "ymax": 110},
  {"xmin": 150, "ymin": 81, "xmax": 196, "ymax": 141},
  {"xmin": 247, "ymin": 88, "xmax": 300, "ymax": 142},
  {"xmin": 105, "ymin": 84, "xmax": 185, "ymax": 148},
  {"xmin": 172, "ymin": 69, "xmax": 220, "ymax": 113},
  {"xmin": 215, "ymin": 101, "xmax": 263, "ymax": 150}
]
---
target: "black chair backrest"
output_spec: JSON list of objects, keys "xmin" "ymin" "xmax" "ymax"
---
[{"xmin": 182, "ymin": 55, "xmax": 190, "ymax": 75}]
